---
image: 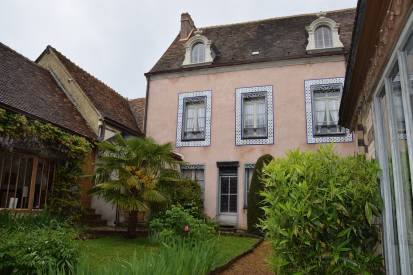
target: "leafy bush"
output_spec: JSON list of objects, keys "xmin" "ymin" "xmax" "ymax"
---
[
  {"xmin": 49, "ymin": 161, "xmax": 83, "ymax": 224},
  {"xmin": 149, "ymin": 205, "xmax": 215, "ymax": 242},
  {"xmin": 261, "ymin": 146, "xmax": 383, "ymax": 274},
  {"xmin": 0, "ymin": 210, "xmax": 55, "ymax": 231},
  {"xmin": 247, "ymin": 154, "xmax": 273, "ymax": 234},
  {"xmin": 155, "ymin": 169, "xmax": 202, "ymax": 217},
  {"xmin": 0, "ymin": 211, "xmax": 79, "ymax": 274}
]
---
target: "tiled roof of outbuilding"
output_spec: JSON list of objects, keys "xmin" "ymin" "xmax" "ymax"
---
[
  {"xmin": 42, "ymin": 46, "xmax": 141, "ymax": 135},
  {"xmin": 0, "ymin": 42, "xmax": 96, "ymax": 139},
  {"xmin": 129, "ymin": 98, "xmax": 146, "ymax": 134},
  {"xmin": 148, "ymin": 8, "xmax": 356, "ymax": 74}
]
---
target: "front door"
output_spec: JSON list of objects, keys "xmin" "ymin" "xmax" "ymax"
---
[{"xmin": 218, "ymin": 175, "xmax": 238, "ymax": 225}]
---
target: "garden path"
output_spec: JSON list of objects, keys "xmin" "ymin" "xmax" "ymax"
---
[{"xmin": 218, "ymin": 241, "xmax": 273, "ymax": 275}]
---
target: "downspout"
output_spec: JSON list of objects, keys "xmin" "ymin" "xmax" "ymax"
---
[{"xmin": 144, "ymin": 74, "xmax": 150, "ymax": 136}]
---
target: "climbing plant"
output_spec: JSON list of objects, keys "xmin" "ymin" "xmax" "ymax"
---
[{"xmin": 0, "ymin": 107, "xmax": 92, "ymax": 222}]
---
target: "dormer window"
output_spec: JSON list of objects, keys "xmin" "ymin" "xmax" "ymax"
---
[
  {"xmin": 182, "ymin": 31, "xmax": 215, "ymax": 66},
  {"xmin": 315, "ymin": 26, "xmax": 333, "ymax": 49},
  {"xmin": 306, "ymin": 12, "xmax": 344, "ymax": 53},
  {"xmin": 191, "ymin": 42, "xmax": 205, "ymax": 63}
]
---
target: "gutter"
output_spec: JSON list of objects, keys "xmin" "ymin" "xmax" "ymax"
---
[
  {"xmin": 144, "ymin": 74, "xmax": 150, "ymax": 135},
  {"xmin": 339, "ymin": 0, "xmax": 366, "ymax": 128},
  {"xmin": 144, "ymin": 50, "xmax": 349, "ymax": 77}
]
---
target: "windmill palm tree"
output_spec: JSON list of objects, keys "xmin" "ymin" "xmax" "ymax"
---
[{"xmin": 92, "ymin": 134, "xmax": 179, "ymax": 238}]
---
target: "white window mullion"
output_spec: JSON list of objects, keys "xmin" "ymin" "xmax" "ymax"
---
[{"xmin": 385, "ymin": 77, "xmax": 412, "ymax": 275}]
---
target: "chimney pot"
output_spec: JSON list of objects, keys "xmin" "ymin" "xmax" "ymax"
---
[{"xmin": 180, "ymin": 12, "xmax": 196, "ymax": 40}]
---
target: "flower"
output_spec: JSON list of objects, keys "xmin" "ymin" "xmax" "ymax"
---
[{"xmin": 183, "ymin": 224, "xmax": 190, "ymax": 233}]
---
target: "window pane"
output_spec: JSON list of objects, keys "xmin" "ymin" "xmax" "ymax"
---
[
  {"xmin": 389, "ymin": 64, "xmax": 413, "ymax": 269},
  {"xmin": 315, "ymin": 26, "xmax": 333, "ymax": 49},
  {"xmin": 243, "ymin": 95, "xmax": 267, "ymax": 138},
  {"xmin": 191, "ymin": 43, "xmax": 205, "ymax": 63},
  {"xmin": 230, "ymin": 177, "xmax": 237, "ymax": 194},
  {"xmin": 181, "ymin": 169, "xmax": 193, "ymax": 180},
  {"xmin": 313, "ymin": 88, "xmax": 345, "ymax": 135},
  {"xmin": 379, "ymin": 89, "xmax": 401, "ymax": 273},
  {"xmin": 183, "ymin": 99, "xmax": 206, "ymax": 140},
  {"xmin": 403, "ymin": 33, "xmax": 413, "ymax": 133},
  {"xmin": 220, "ymin": 194, "xmax": 229, "ymax": 212},
  {"xmin": 220, "ymin": 177, "xmax": 229, "ymax": 194},
  {"xmin": 229, "ymin": 195, "xmax": 237, "ymax": 212},
  {"xmin": 0, "ymin": 153, "xmax": 35, "ymax": 209},
  {"xmin": 244, "ymin": 168, "xmax": 254, "ymax": 208}
]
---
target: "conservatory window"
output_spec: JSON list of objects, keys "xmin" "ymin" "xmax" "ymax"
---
[{"xmin": 0, "ymin": 151, "xmax": 55, "ymax": 210}]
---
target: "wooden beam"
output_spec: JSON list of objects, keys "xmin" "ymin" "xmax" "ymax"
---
[{"xmin": 28, "ymin": 158, "xmax": 38, "ymax": 210}]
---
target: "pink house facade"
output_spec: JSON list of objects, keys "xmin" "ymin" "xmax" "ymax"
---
[{"xmin": 145, "ymin": 9, "xmax": 358, "ymax": 229}]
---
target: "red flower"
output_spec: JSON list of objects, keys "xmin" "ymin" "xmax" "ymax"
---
[{"xmin": 183, "ymin": 224, "xmax": 190, "ymax": 233}]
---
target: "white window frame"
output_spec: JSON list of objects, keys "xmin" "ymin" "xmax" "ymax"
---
[
  {"xmin": 182, "ymin": 97, "xmax": 206, "ymax": 141},
  {"xmin": 371, "ymin": 11, "xmax": 413, "ymax": 274},
  {"xmin": 235, "ymin": 86, "xmax": 274, "ymax": 145},
  {"xmin": 243, "ymin": 164, "xmax": 255, "ymax": 209},
  {"xmin": 176, "ymin": 90, "xmax": 211, "ymax": 147},
  {"xmin": 306, "ymin": 13, "xmax": 344, "ymax": 53},
  {"xmin": 305, "ymin": 77, "xmax": 353, "ymax": 144},
  {"xmin": 182, "ymin": 31, "xmax": 215, "ymax": 66}
]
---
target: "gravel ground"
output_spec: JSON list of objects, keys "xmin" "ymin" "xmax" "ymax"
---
[{"xmin": 218, "ymin": 241, "xmax": 273, "ymax": 275}]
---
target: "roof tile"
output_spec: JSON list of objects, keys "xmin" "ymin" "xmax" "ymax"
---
[
  {"xmin": 149, "ymin": 9, "xmax": 356, "ymax": 74},
  {"xmin": 0, "ymin": 42, "xmax": 96, "ymax": 139}
]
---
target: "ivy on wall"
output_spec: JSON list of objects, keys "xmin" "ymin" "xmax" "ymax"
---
[{"xmin": 0, "ymin": 107, "xmax": 93, "ymax": 221}]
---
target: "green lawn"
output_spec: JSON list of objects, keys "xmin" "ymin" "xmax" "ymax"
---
[{"xmin": 77, "ymin": 234, "xmax": 258, "ymax": 269}]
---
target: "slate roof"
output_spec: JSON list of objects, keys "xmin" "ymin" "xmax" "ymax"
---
[
  {"xmin": 41, "ymin": 46, "xmax": 141, "ymax": 135},
  {"xmin": 148, "ymin": 8, "xmax": 356, "ymax": 74},
  {"xmin": 0, "ymin": 42, "xmax": 95, "ymax": 139},
  {"xmin": 128, "ymin": 98, "xmax": 146, "ymax": 134}
]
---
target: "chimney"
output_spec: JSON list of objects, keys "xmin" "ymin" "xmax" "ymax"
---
[{"xmin": 180, "ymin": 12, "xmax": 196, "ymax": 40}]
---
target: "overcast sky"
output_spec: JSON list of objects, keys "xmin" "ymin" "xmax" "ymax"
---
[{"xmin": 0, "ymin": 0, "xmax": 357, "ymax": 99}]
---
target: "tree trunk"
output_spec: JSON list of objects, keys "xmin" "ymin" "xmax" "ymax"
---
[{"xmin": 127, "ymin": 210, "xmax": 138, "ymax": 238}]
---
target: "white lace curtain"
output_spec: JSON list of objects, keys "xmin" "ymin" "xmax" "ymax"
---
[
  {"xmin": 315, "ymin": 26, "xmax": 333, "ymax": 49},
  {"xmin": 314, "ymin": 97, "xmax": 340, "ymax": 128},
  {"xmin": 243, "ymin": 97, "xmax": 266, "ymax": 130},
  {"xmin": 185, "ymin": 102, "xmax": 205, "ymax": 133}
]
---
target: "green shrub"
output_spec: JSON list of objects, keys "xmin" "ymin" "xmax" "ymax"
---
[
  {"xmin": 261, "ymin": 146, "xmax": 383, "ymax": 274},
  {"xmin": 0, "ymin": 211, "xmax": 79, "ymax": 274},
  {"xmin": 0, "ymin": 210, "xmax": 55, "ymax": 231},
  {"xmin": 149, "ymin": 205, "xmax": 215, "ymax": 242},
  {"xmin": 154, "ymin": 169, "xmax": 202, "ymax": 217},
  {"xmin": 247, "ymin": 154, "xmax": 273, "ymax": 234}
]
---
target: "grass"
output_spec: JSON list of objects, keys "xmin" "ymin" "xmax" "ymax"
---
[{"xmin": 77, "ymin": 234, "xmax": 258, "ymax": 270}]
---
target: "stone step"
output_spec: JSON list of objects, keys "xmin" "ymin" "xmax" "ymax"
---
[
  {"xmin": 87, "ymin": 226, "xmax": 149, "ymax": 237},
  {"xmin": 218, "ymin": 226, "xmax": 237, "ymax": 233},
  {"xmin": 82, "ymin": 213, "xmax": 102, "ymax": 221},
  {"xmin": 84, "ymin": 219, "xmax": 107, "ymax": 227},
  {"xmin": 83, "ymin": 208, "xmax": 97, "ymax": 215}
]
